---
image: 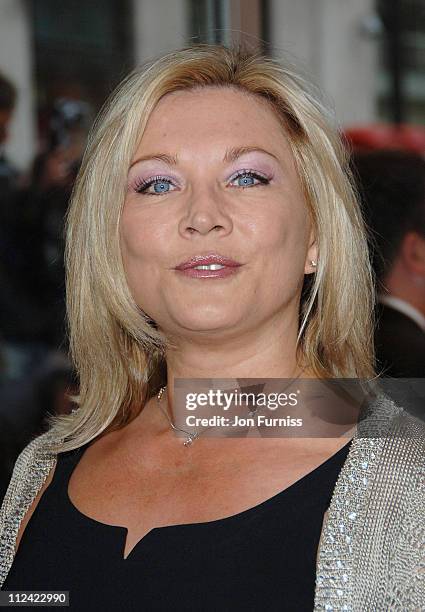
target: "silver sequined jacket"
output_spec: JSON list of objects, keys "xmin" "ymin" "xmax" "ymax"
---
[{"xmin": 0, "ymin": 396, "xmax": 424, "ymax": 610}]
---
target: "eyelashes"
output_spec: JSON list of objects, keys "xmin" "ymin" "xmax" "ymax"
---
[
  {"xmin": 132, "ymin": 169, "xmax": 272, "ymax": 196},
  {"xmin": 230, "ymin": 169, "xmax": 271, "ymax": 188},
  {"xmin": 133, "ymin": 175, "xmax": 176, "ymax": 195}
]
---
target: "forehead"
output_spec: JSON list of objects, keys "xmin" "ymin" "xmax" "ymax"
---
[{"xmin": 139, "ymin": 86, "xmax": 288, "ymax": 147}]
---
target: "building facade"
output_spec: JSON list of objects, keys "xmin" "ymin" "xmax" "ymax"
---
[{"xmin": 0, "ymin": 0, "xmax": 423, "ymax": 170}]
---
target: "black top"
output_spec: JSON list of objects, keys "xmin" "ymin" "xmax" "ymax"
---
[{"xmin": 2, "ymin": 439, "xmax": 352, "ymax": 612}]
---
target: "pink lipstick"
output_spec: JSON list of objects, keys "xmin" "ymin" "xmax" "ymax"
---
[{"xmin": 174, "ymin": 253, "xmax": 242, "ymax": 279}]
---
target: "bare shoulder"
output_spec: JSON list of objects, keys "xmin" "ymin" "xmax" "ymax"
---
[{"xmin": 14, "ymin": 462, "xmax": 57, "ymax": 554}]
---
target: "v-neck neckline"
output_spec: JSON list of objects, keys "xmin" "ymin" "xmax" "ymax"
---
[{"xmin": 62, "ymin": 438, "xmax": 353, "ymax": 561}]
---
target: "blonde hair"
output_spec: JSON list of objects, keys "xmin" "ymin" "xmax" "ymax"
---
[{"xmin": 47, "ymin": 44, "xmax": 375, "ymax": 452}]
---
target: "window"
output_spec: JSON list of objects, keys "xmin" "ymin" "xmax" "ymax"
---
[
  {"xmin": 30, "ymin": 0, "xmax": 134, "ymax": 111},
  {"xmin": 377, "ymin": 0, "xmax": 425, "ymax": 124}
]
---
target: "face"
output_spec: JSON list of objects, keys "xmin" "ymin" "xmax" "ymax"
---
[{"xmin": 120, "ymin": 86, "xmax": 317, "ymax": 341}]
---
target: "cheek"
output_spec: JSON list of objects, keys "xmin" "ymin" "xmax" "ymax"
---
[
  {"xmin": 119, "ymin": 222, "xmax": 164, "ymax": 317},
  {"xmin": 120, "ymin": 204, "xmax": 164, "ymax": 266},
  {"xmin": 120, "ymin": 223, "xmax": 144, "ymax": 268},
  {"xmin": 119, "ymin": 219, "xmax": 160, "ymax": 297},
  {"xmin": 252, "ymin": 204, "xmax": 309, "ymax": 294},
  {"xmin": 253, "ymin": 202, "xmax": 307, "ymax": 258}
]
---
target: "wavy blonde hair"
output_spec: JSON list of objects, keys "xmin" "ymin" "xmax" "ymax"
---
[{"xmin": 47, "ymin": 44, "xmax": 375, "ymax": 452}]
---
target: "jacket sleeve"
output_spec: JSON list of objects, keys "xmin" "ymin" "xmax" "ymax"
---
[
  {"xmin": 385, "ymin": 450, "xmax": 425, "ymax": 610},
  {"xmin": 0, "ymin": 431, "xmax": 58, "ymax": 588}
]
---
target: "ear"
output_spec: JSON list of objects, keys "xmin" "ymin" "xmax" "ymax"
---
[
  {"xmin": 401, "ymin": 231, "xmax": 425, "ymax": 276},
  {"xmin": 304, "ymin": 225, "xmax": 318, "ymax": 275}
]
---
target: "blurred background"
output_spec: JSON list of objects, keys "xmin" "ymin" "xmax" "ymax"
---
[{"xmin": 0, "ymin": 0, "xmax": 424, "ymax": 498}]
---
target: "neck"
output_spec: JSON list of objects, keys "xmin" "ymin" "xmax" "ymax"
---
[{"xmin": 162, "ymin": 312, "xmax": 314, "ymax": 423}]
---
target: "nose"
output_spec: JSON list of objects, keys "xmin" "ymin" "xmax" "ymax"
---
[{"xmin": 178, "ymin": 186, "xmax": 233, "ymax": 238}]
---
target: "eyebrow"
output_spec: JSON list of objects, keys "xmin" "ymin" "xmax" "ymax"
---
[{"xmin": 129, "ymin": 146, "xmax": 280, "ymax": 169}]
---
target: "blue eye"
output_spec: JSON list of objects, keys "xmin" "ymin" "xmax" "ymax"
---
[
  {"xmin": 230, "ymin": 170, "xmax": 270, "ymax": 188},
  {"xmin": 152, "ymin": 180, "xmax": 171, "ymax": 193},
  {"xmin": 135, "ymin": 176, "xmax": 175, "ymax": 195},
  {"xmin": 238, "ymin": 175, "xmax": 255, "ymax": 186}
]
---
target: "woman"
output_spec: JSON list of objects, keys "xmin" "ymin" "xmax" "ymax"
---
[{"xmin": 0, "ymin": 45, "xmax": 423, "ymax": 611}]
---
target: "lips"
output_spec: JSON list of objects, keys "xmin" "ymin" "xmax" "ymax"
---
[{"xmin": 175, "ymin": 253, "xmax": 242, "ymax": 270}]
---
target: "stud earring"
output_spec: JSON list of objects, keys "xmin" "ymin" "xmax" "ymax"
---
[{"xmin": 310, "ymin": 260, "xmax": 317, "ymax": 267}]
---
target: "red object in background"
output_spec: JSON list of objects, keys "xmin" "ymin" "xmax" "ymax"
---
[{"xmin": 344, "ymin": 124, "xmax": 425, "ymax": 155}]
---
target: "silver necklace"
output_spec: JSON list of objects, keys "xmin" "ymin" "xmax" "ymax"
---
[
  {"xmin": 157, "ymin": 386, "xmax": 207, "ymax": 447},
  {"xmin": 157, "ymin": 367, "xmax": 307, "ymax": 447}
]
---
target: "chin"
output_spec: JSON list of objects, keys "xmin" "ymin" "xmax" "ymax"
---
[
  {"xmin": 168, "ymin": 312, "xmax": 244, "ymax": 336},
  {"xmin": 178, "ymin": 317, "xmax": 236, "ymax": 333}
]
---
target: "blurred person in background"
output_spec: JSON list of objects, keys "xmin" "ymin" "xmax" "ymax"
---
[
  {"xmin": 0, "ymin": 76, "xmax": 60, "ymax": 383},
  {"xmin": 353, "ymin": 150, "xmax": 425, "ymax": 378},
  {"xmin": 19, "ymin": 98, "xmax": 91, "ymax": 352},
  {"xmin": 0, "ymin": 72, "xmax": 37, "ymax": 382},
  {"xmin": 0, "ymin": 99, "xmax": 88, "ymax": 502},
  {"xmin": 1, "ymin": 97, "xmax": 90, "ymax": 378}
]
